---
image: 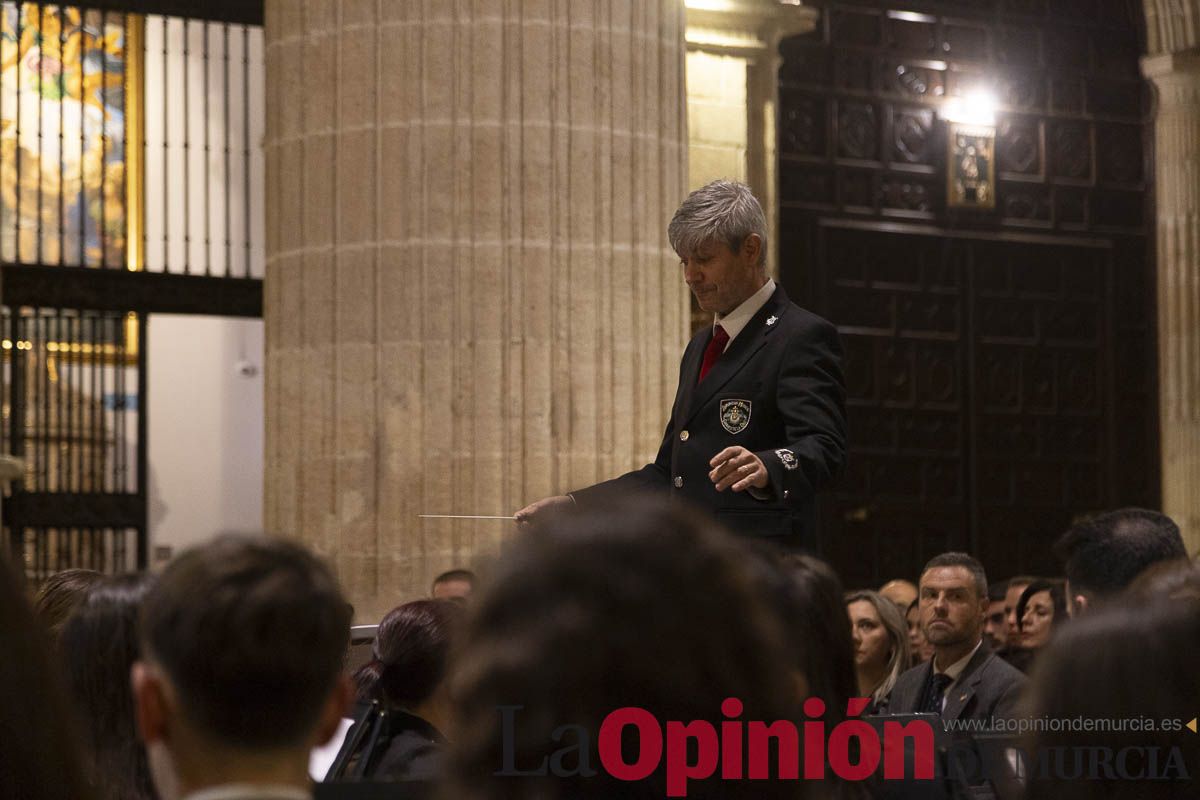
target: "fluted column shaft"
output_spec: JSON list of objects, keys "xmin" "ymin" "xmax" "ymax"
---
[
  {"xmin": 1144, "ymin": 44, "xmax": 1200, "ymax": 555},
  {"xmin": 263, "ymin": 0, "xmax": 688, "ymax": 619}
]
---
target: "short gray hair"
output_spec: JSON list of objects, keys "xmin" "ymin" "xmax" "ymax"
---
[
  {"xmin": 921, "ymin": 552, "xmax": 988, "ymax": 599},
  {"xmin": 667, "ymin": 180, "xmax": 767, "ymax": 268}
]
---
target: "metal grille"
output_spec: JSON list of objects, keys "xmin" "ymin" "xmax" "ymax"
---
[
  {"xmin": 142, "ymin": 14, "xmax": 264, "ymax": 278},
  {"xmin": 3, "ymin": 306, "xmax": 144, "ymax": 576},
  {"xmin": 1, "ymin": 2, "xmax": 264, "ymax": 577}
]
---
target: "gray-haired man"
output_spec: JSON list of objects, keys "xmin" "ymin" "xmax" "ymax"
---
[{"xmin": 517, "ymin": 180, "xmax": 846, "ymax": 548}]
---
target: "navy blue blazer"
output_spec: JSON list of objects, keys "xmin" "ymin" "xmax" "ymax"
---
[{"xmin": 571, "ymin": 285, "xmax": 846, "ymax": 547}]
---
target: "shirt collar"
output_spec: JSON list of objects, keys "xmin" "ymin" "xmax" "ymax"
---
[
  {"xmin": 935, "ymin": 638, "xmax": 983, "ymax": 683},
  {"xmin": 714, "ymin": 278, "xmax": 775, "ymax": 346},
  {"xmin": 183, "ymin": 785, "xmax": 311, "ymax": 800}
]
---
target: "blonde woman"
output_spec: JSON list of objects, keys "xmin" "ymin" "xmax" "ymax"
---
[{"xmin": 845, "ymin": 590, "xmax": 911, "ymax": 713}]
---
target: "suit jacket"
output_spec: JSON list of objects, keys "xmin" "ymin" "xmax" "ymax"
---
[
  {"xmin": 570, "ymin": 285, "xmax": 846, "ymax": 547},
  {"xmin": 882, "ymin": 642, "xmax": 1027, "ymax": 723}
]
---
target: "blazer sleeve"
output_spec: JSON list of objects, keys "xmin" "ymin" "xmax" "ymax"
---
[
  {"xmin": 568, "ymin": 341, "xmax": 696, "ymax": 505},
  {"xmin": 567, "ymin": 412, "xmax": 674, "ymax": 505},
  {"xmin": 988, "ymin": 668, "xmax": 1028, "ymax": 722},
  {"xmin": 754, "ymin": 315, "xmax": 848, "ymax": 503}
]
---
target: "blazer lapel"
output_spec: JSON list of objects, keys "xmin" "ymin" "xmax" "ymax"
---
[
  {"xmin": 941, "ymin": 648, "xmax": 991, "ymax": 721},
  {"xmin": 674, "ymin": 330, "xmax": 710, "ymax": 420},
  {"xmin": 684, "ymin": 286, "xmax": 791, "ymax": 424}
]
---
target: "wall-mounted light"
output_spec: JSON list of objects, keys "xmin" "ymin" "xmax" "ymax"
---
[{"xmin": 943, "ymin": 89, "xmax": 998, "ymax": 210}]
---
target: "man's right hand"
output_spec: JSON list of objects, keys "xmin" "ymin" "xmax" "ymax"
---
[{"xmin": 514, "ymin": 495, "xmax": 573, "ymax": 525}]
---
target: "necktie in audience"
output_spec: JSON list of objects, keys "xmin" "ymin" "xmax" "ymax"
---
[{"xmin": 924, "ymin": 673, "xmax": 953, "ymax": 714}]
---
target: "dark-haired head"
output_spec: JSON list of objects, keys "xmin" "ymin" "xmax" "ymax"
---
[
  {"xmin": 1126, "ymin": 559, "xmax": 1200, "ymax": 602},
  {"xmin": 1, "ymin": 558, "xmax": 95, "ymax": 800},
  {"xmin": 1013, "ymin": 578, "xmax": 1067, "ymax": 651},
  {"xmin": 135, "ymin": 535, "xmax": 352, "ymax": 755},
  {"xmin": 353, "ymin": 599, "xmax": 463, "ymax": 714},
  {"xmin": 60, "ymin": 573, "xmax": 156, "ymax": 800},
  {"xmin": 1022, "ymin": 598, "xmax": 1200, "ymax": 799},
  {"xmin": 1054, "ymin": 508, "xmax": 1186, "ymax": 613},
  {"xmin": 34, "ymin": 568, "xmax": 103, "ymax": 645},
  {"xmin": 921, "ymin": 552, "xmax": 988, "ymax": 599},
  {"xmin": 447, "ymin": 498, "xmax": 801, "ymax": 800},
  {"xmin": 431, "ymin": 569, "xmax": 476, "ymax": 603},
  {"xmin": 774, "ymin": 553, "xmax": 856, "ymax": 720}
]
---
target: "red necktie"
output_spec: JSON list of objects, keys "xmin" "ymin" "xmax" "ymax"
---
[{"xmin": 698, "ymin": 324, "xmax": 729, "ymax": 383}]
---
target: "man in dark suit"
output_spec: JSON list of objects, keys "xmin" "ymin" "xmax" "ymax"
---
[
  {"xmin": 516, "ymin": 180, "xmax": 846, "ymax": 547},
  {"xmin": 883, "ymin": 552, "xmax": 1026, "ymax": 723}
]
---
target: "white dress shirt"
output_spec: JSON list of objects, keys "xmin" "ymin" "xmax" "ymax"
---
[{"xmin": 713, "ymin": 278, "xmax": 776, "ymax": 348}]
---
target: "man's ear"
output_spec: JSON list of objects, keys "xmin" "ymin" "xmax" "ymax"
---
[
  {"xmin": 313, "ymin": 674, "xmax": 353, "ymax": 747},
  {"xmin": 742, "ymin": 233, "xmax": 763, "ymax": 265},
  {"xmin": 131, "ymin": 661, "xmax": 170, "ymax": 746}
]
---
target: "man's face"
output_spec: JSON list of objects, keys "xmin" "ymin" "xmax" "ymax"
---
[
  {"xmin": 984, "ymin": 599, "xmax": 1007, "ymax": 649},
  {"xmin": 919, "ymin": 566, "xmax": 986, "ymax": 649},
  {"xmin": 681, "ymin": 236, "xmax": 764, "ymax": 315},
  {"xmin": 1004, "ymin": 582, "xmax": 1029, "ymax": 644}
]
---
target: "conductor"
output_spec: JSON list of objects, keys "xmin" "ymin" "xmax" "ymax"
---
[{"xmin": 516, "ymin": 180, "xmax": 846, "ymax": 547}]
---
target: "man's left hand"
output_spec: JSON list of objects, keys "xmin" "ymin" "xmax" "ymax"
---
[{"xmin": 709, "ymin": 447, "xmax": 769, "ymax": 492}]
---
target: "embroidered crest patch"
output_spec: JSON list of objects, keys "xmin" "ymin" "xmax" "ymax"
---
[
  {"xmin": 720, "ymin": 399, "xmax": 752, "ymax": 434},
  {"xmin": 775, "ymin": 448, "xmax": 798, "ymax": 470}
]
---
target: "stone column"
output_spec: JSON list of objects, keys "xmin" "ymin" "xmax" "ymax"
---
[
  {"xmin": 1143, "ymin": 32, "xmax": 1200, "ymax": 554},
  {"xmin": 263, "ymin": 1, "xmax": 688, "ymax": 620}
]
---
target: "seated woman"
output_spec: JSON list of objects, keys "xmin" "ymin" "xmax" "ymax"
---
[
  {"xmin": 1015, "ymin": 578, "xmax": 1067, "ymax": 653},
  {"xmin": 349, "ymin": 599, "xmax": 463, "ymax": 780},
  {"xmin": 845, "ymin": 590, "xmax": 910, "ymax": 714},
  {"xmin": 60, "ymin": 573, "xmax": 156, "ymax": 800},
  {"xmin": 32, "ymin": 568, "xmax": 102, "ymax": 646}
]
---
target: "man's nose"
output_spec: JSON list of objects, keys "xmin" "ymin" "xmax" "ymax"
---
[{"xmin": 683, "ymin": 260, "xmax": 702, "ymax": 283}]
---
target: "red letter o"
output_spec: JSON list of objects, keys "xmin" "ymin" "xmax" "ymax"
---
[{"xmin": 599, "ymin": 707, "xmax": 664, "ymax": 781}]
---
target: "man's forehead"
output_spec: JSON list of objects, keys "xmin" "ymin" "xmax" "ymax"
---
[{"xmin": 920, "ymin": 565, "xmax": 974, "ymax": 588}]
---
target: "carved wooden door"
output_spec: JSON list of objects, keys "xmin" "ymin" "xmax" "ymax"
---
[{"xmin": 778, "ymin": 1, "xmax": 1155, "ymax": 587}]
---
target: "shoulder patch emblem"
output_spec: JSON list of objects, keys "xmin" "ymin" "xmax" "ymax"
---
[
  {"xmin": 775, "ymin": 448, "xmax": 798, "ymax": 470},
  {"xmin": 720, "ymin": 399, "xmax": 752, "ymax": 434}
]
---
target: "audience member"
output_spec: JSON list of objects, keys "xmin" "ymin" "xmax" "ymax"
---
[
  {"xmin": 33, "ymin": 567, "xmax": 102, "ymax": 645},
  {"xmin": 61, "ymin": 574, "xmax": 157, "ymax": 800},
  {"xmin": 1002, "ymin": 575, "xmax": 1034, "ymax": 647},
  {"xmin": 904, "ymin": 598, "xmax": 934, "ymax": 666},
  {"xmin": 845, "ymin": 590, "xmax": 909, "ymax": 714},
  {"xmin": 430, "ymin": 569, "xmax": 476, "ymax": 603},
  {"xmin": 1054, "ymin": 508, "xmax": 1187, "ymax": 614},
  {"xmin": 446, "ymin": 499, "xmax": 803, "ymax": 800},
  {"xmin": 996, "ymin": 575, "xmax": 1036, "ymax": 672},
  {"xmin": 1127, "ymin": 558, "xmax": 1200, "ymax": 602},
  {"xmin": 983, "ymin": 581, "xmax": 1007, "ymax": 650},
  {"xmin": 883, "ymin": 553, "xmax": 1025, "ymax": 722},
  {"xmin": 1021, "ymin": 598, "xmax": 1199, "ymax": 799},
  {"xmin": 773, "ymin": 553, "xmax": 857, "ymax": 716},
  {"xmin": 1, "ymin": 559, "xmax": 96, "ymax": 800},
  {"xmin": 349, "ymin": 599, "xmax": 464, "ymax": 780},
  {"xmin": 132, "ymin": 535, "xmax": 353, "ymax": 800},
  {"xmin": 878, "ymin": 578, "xmax": 917, "ymax": 612},
  {"xmin": 1014, "ymin": 578, "xmax": 1067, "ymax": 651},
  {"xmin": 771, "ymin": 554, "xmax": 868, "ymax": 800}
]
